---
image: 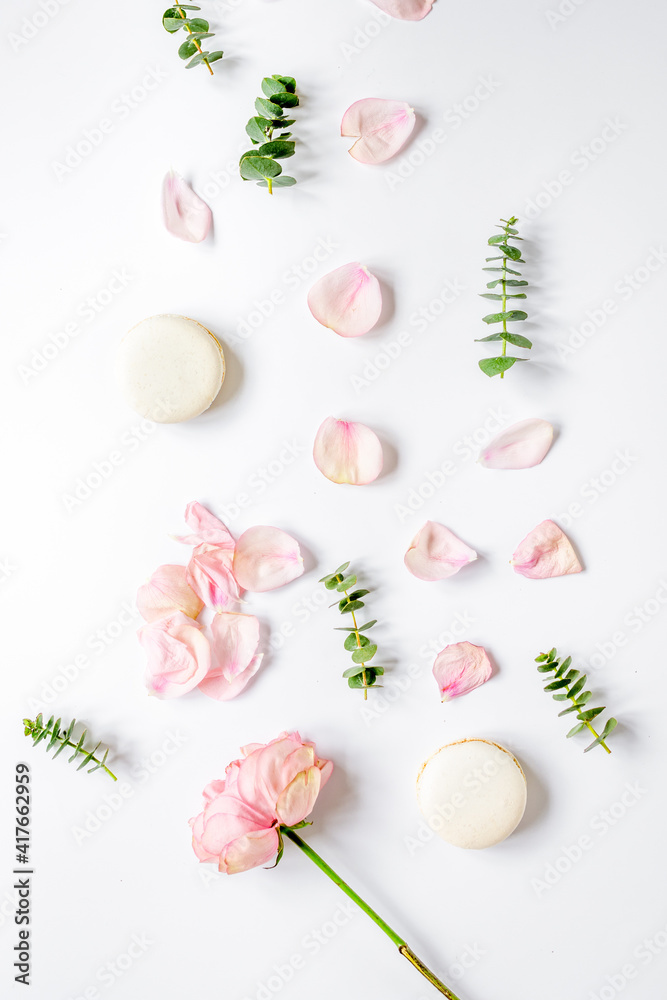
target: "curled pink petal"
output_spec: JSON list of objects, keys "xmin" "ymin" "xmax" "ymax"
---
[
  {"xmin": 276, "ymin": 767, "xmax": 322, "ymax": 827},
  {"xmin": 198, "ymin": 613, "xmax": 262, "ymax": 701},
  {"xmin": 178, "ymin": 500, "xmax": 236, "ymax": 548},
  {"xmin": 187, "ymin": 543, "xmax": 240, "ymax": 611},
  {"xmin": 433, "ymin": 641, "xmax": 492, "ymax": 701},
  {"xmin": 479, "ymin": 419, "xmax": 554, "ymax": 470},
  {"xmin": 137, "ymin": 564, "xmax": 203, "ymax": 622},
  {"xmin": 404, "ymin": 521, "xmax": 477, "ymax": 581},
  {"xmin": 313, "ymin": 417, "xmax": 383, "ymax": 485},
  {"xmin": 138, "ymin": 612, "xmax": 210, "ymax": 698},
  {"xmin": 511, "ymin": 520, "xmax": 583, "ymax": 579},
  {"xmin": 307, "ymin": 263, "xmax": 382, "ymax": 338},
  {"xmin": 162, "ymin": 171, "xmax": 212, "ymax": 243},
  {"xmin": 341, "ymin": 98, "xmax": 416, "ymax": 164},
  {"xmin": 370, "ymin": 0, "xmax": 435, "ymax": 19},
  {"xmin": 232, "ymin": 526, "xmax": 304, "ymax": 592}
]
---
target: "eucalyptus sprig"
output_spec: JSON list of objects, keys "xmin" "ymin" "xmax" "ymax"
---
[
  {"xmin": 240, "ymin": 76, "xmax": 299, "ymax": 194},
  {"xmin": 162, "ymin": 5, "xmax": 223, "ymax": 75},
  {"xmin": 476, "ymin": 216, "xmax": 531, "ymax": 378},
  {"xmin": 534, "ymin": 648, "xmax": 618, "ymax": 753},
  {"xmin": 320, "ymin": 562, "xmax": 383, "ymax": 699},
  {"xmin": 23, "ymin": 714, "xmax": 117, "ymax": 780}
]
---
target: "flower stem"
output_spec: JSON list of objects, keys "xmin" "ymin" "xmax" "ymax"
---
[
  {"xmin": 282, "ymin": 829, "xmax": 463, "ymax": 999},
  {"xmin": 175, "ymin": 3, "xmax": 213, "ymax": 75},
  {"xmin": 347, "ymin": 597, "xmax": 369, "ymax": 699}
]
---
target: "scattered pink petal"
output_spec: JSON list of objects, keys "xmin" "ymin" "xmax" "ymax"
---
[
  {"xmin": 162, "ymin": 171, "xmax": 212, "ymax": 243},
  {"xmin": 405, "ymin": 521, "xmax": 477, "ymax": 581},
  {"xmin": 479, "ymin": 419, "xmax": 554, "ymax": 470},
  {"xmin": 177, "ymin": 500, "xmax": 236, "ymax": 548},
  {"xmin": 341, "ymin": 98, "xmax": 416, "ymax": 164},
  {"xmin": 433, "ymin": 641, "xmax": 492, "ymax": 701},
  {"xmin": 232, "ymin": 526, "xmax": 304, "ymax": 592},
  {"xmin": 313, "ymin": 417, "xmax": 383, "ymax": 485},
  {"xmin": 138, "ymin": 612, "xmax": 210, "ymax": 698},
  {"xmin": 511, "ymin": 520, "xmax": 583, "ymax": 579},
  {"xmin": 137, "ymin": 564, "xmax": 204, "ymax": 622},
  {"xmin": 198, "ymin": 613, "xmax": 263, "ymax": 701},
  {"xmin": 370, "ymin": 0, "xmax": 435, "ymax": 19},
  {"xmin": 187, "ymin": 543, "xmax": 240, "ymax": 611},
  {"xmin": 307, "ymin": 263, "xmax": 382, "ymax": 338}
]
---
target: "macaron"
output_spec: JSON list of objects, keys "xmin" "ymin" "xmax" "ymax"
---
[
  {"xmin": 416, "ymin": 738, "xmax": 527, "ymax": 849},
  {"xmin": 118, "ymin": 314, "xmax": 225, "ymax": 423}
]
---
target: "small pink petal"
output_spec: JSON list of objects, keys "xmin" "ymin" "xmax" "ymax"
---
[
  {"xmin": 275, "ymin": 767, "xmax": 322, "ymax": 827},
  {"xmin": 511, "ymin": 520, "xmax": 583, "ymax": 579},
  {"xmin": 138, "ymin": 612, "xmax": 211, "ymax": 699},
  {"xmin": 405, "ymin": 521, "xmax": 477, "ymax": 581},
  {"xmin": 370, "ymin": 0, "xmax": 435, "ymax": 19},
  {"xmin": 479, "ymin": 419, "xmax": 554, "ymax": 470},
  {"xmin": 162, "ymin": 171, "xmax": 212, "ymax": 243},
  {"xmin": 232, "ymin": 526, "xmax": 304, "ymax": 592},
  {"xmin": 187, "ymin": 543, "xmax": 240, "ymax": 611},
  {"xmin": 433, "ymin": 641, "xmax": 492, "ymax": 701},
  {"xmin": 137, "ymin": 564, "xmax": 203, "ymax": 622},
  {"xmin": 198, "ymin": 613, "xmax": 263, "ymax": 701},
  {"xmin": 307, "ymin": 263, "xmax": 382, "ymax": 338},
  {"xmin": 313, "ymin": 417, "xmax": 383, "ymax": 485},
  {"xmin": 178, "ymin": 500, "xmax": 236, "ymax": 548},
  {"xmin": 341, "ymin": 98, "xmax": 416, "ymax": 164}
]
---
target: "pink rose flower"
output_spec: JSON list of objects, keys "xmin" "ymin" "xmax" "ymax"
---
[{"xmin": 190, "ymin": 732, "xmax": 333, "ymax": 873}]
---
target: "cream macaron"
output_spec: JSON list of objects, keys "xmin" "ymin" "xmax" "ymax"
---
[{"xmin": 118, "ymin": 314, "xmax": 225, "ymax": 423}]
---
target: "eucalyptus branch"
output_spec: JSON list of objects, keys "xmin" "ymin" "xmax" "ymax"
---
[
  {"xmin": 23, "ymin": 714, "xmax": 117, "ymax": 780},
  {"xmin": 534, "ymin": 648, "xmax": 618, "ymax": 753},
  {"xmin": 320, "ymin": 562, "xmax": 383, "ymax": 699},
  {"xmin": 476, "ymin": 215, "xmax": 531, "ymax": 378},
  {"xmin": 240, "ymin": 77, "xmax": 300, "ymax": 194},
  {"xmin": 162, "ymin": 5, "xmax": 223, "ymax": 74}
]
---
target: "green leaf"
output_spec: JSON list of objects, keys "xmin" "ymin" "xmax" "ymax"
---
[
  {"xmin": 487, "ymin": 234, "xmax": 508, "ymax": 245},
  {"xmin": 545, "ymin": 678, "xmax": 570, "ymax": 691},
  {"xmin": 475, "ymin": 333, "xmax": 504, "ymax": 342},
  {"xmin": 273, "ymin": 75, "xmax": 296, "ymax": 93},
  {"xmin": 566, "ymin": 723, "xmax": 586, "ymax": 738},
  {"xmin": 348, "ymin": 589, "xmax": 369, "ymax": 600},
  {"xmin": 478, "ymin": 357, "xmax": 521, "ymax": 377},
  {"xmin": 482, "ymin": 310, "xmax": 528, "ymax": 324},
  {"xmin": 206, "ymin": 50, "xmax": 223, "ymax": 64},
  {"xmin": 577, "ymin": 707, "xmax": 605, "ymax": 722},
  {"xmin": 501, "ymin": 332, "xmax": 533, "ymax": 349},
  {"xmin": 537, "ymin": 663, "xmax": 555, "ymax": 672},
  {"xmin": 178, "ymin": 38, "xmax": 198, "ymax": 58},
  {"xmin": 343, "ymin": 665, "xmax": 367, "ymax": 679},
  {"xmin": 558, "ymin": 703, "xmax": 582, "ymax": 716},
  {"xmin": 258, "ymin": 140, "xmax": 295, "ymax": 159},
  {"xmin": 334, "ymin": 562, "xmax": 350, "ymax": 575},
  {"xmin": 348, "ymin": 673, "xmax": 370, "ymax": 689},
  {"xmin": 584, "ymin": 718, "xmax": 617, "ymax": 752},
  {"xmin": 479, "ymin": 293, "xmax": 505, "ymax": 301},
  {"xmin": 185, "ymin": 52, "xmax": 206, "ymax": 68},
  {"xmin": 278, "ymin": 119, "xmax": 296, "ymax": 128},
  {"xmin": 336, "ymin": 575, "xmax": 357, "ymax": 591},
  {"xmin": 262, "ymin": 76, "xmax": 287, "ymax": 97},
  {"xmin": 246, "ymin": 118, "xmax": 270, "ymax": 143},
  {"xmin": 270, "ymin": 92, "xmax": 300, "ymax": 108},
  {"xmin": 239, "ymin": 155, "xmax": 282, "ymax": 182},
  {"xmin": 552, "ymin": 693, "xmax": 570, "ymax": 701},
  {"xmin": 569, "ymin": 676, "xmax": 586, "ymax": 699},
  {"xmin": 262, "ymin": 175, "xmax": 297, "ymax": 188},
  {"xmin": 344, "ymin": 633, "xmax": 370, "ymax": 651},
  {"xmin": 352, "ymin": 644, "xmax": 377, "ymax": 663},
  {"xmin": 255, "ymin": 98, "xmax": 284, "ymax": 119},
  {"xmin": 483, "ymin": 267, "xmax": 522, "ymax": 275},
  {"xmin": 498, "ymin": 244, "xmax": 522, "ymax": 260},
  {"xmin": 184, "ymin": 16, "xmax": 208, "ymax": 30},
  {"xmin": 339, "ymin": 600, "xmax": 364, "ymax": 614}
]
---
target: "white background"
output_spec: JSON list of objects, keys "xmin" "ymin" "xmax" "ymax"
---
[{"xmin": 2, "ymin": 0, "xmax": 666, "ymax": 998}]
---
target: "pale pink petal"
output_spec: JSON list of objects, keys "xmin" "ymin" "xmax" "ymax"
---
[
  {"xmin": 138, "ymin": 612, "xmax": 210, "ymax": 698},
  {"xmin": 371, "ymin": 0, "xmax": 435, "ymax": 19},
  {"xmin": 232, "ymin": 526, "xmax": 304, "ymax": 592},
  {"xmin": 177, "ymin": 500, "xmax": 236, "ymax": 548},
  {"xmin": 137, "ymin": 564, "xmax": 204, "ymax": 622},
  {"xmin": 479, "ymin": 419, "xmax": 554, "ymax": 470},
  {"xmin": 221, "ymin": 827, "xmax": 280, "ymax": 874},
  {"xmin": 307, "ymin": 263, "xmax": 382, "ymax": 338},
  {"xmin": 162, "ymin": 171, "xmax": 212, "ymax": 243},
  {"xmin": 341, "ymin": 98, "xmax": 416, "ymax": 164},
  {"xmin": 276, "ymin": 767, "xmax": 322, "ymax": 827},
  {"xmin": 404, "ymin": 521, "xmax": 477, "ymax": 581},
  {"xmin": 433, "ymin": 641, "xmax": 492, "ymax": 701},
  {"xmin": 198, "ymin": 612, "xmax": 263, "ymax": 701},
  {"xmin": 187, "ymin": 543, "xmax": 240, "ymax": 611},
  {"xmin": 313, "ymin": 417, "xmax": 383, "ymax": 485},
  {"xmin": 511, "ymin": 520, "xmax": 583, "ymax": 579}
]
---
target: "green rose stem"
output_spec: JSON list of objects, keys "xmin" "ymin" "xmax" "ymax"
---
[
  {"xmin": 175, "ymin": 3, "xmax": 213, "ymax": 75},
  {"xmin": 282, "ymin": 828, "xmax": 463, "ymax": 999}
]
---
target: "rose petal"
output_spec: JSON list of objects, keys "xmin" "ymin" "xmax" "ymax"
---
[
  {"xmin": 138, "ymin": 612, "xmax": 210, "ymax": 699},
  {"xmin": 313, "ymin": 417, "xmax": 383, "ymax": 485},
  {"xmin": 232, "ymin": 526, "xmax": 304, "ymax": 592},
  {"xmin": 404, "ymin": 521, "xmax": 477, "ymax": 581},
  {"xmin": 198, "ymin": 613, "xmax": 263, "ymax": 701},
  {"xmin": 275, "ymin": 767, "xmax": 322, "ymax": 827},
  {"xmin": 341, "ymin": 98, "xmax": 416, "ymax": 164},
  {"xmin": 177, "ymin": 500, "xmax": 236, "ymax": 548},
  {"xmin": 187, "ymin": 543, "xmax": 240, "ymax": 611},
  {"xmin": 221, "ymin": 827, "xmax": 280, "ymax": 875},
  {"xmin": 307, "ymin": 263, "xmax": 382, "ymax": 338},
  {"xmin": 162, "ymin": 171, "xmax": 212, "ymax": 243},
  {"xmin": 511, "ymin": 520, "xmax": 583, "ymax": 579},
  {"xmin": 433, "ymin": 641, "xmax": 492, "ymax": 701},
  {"xmin": 479, "ymin": 419, "xmax": 554, "ymax": 470},
  {"xmin": 370, "ymin": 0, "xmax": 435, "ymax": 19},
  {"xmin": 137, "ymin": 564, "xmax": 204, "ymax": 622}
]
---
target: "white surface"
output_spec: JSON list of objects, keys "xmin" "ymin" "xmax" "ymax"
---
[{"xmin": 2, "ymin": 1, "xmax": 667, "ymax": 999}]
